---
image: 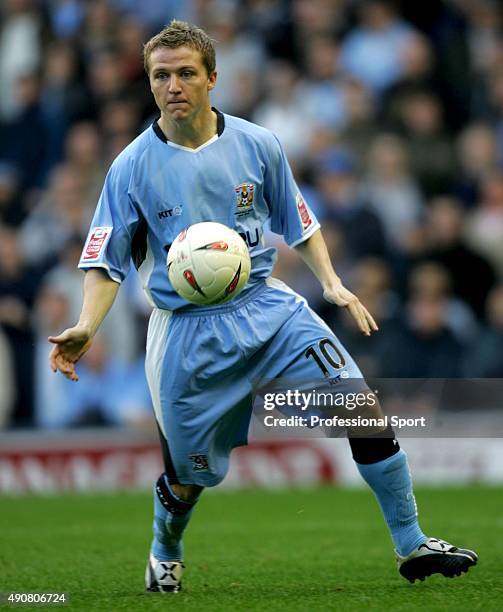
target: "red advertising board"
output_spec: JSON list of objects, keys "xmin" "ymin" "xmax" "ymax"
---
[{"xmin": 0, "ymin": 432, "xmax": 338, "ymax": 493}]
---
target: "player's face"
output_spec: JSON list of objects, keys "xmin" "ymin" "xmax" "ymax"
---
[{"xmin": 148, "ymin": 46, "xmax": 217, "ymax": 121}]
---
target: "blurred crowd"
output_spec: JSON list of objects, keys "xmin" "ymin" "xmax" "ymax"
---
[{"xmin": 0, "ymin": 0, "xmax": 502, "ymax": 430}]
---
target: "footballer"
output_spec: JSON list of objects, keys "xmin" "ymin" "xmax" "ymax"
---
[{"xmin": 49, "ymin": 21, "xmax": 477, "ymax": 592}]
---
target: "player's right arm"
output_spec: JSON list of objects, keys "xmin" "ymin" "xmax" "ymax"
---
[
  {"xmin": 49, "ymin": 154, "xmax": 139, "ymax": 381},
  {"xmin": 48, "ymin": 269, "xmax": 119, "ymax": 381}
]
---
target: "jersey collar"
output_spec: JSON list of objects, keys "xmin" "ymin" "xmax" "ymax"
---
[{"xmin": 152, "ymin": 108, "xmax": 225, "ymax": 152}]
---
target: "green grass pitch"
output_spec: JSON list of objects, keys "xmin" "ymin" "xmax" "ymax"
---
[{"xmin": 1, "ymin": 486, "xmax": 502, "ymax": 611}]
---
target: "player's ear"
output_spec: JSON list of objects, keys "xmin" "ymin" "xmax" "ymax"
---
[{"xmin": 207, "ymin": 71, "xmax": 217, "ymax": 91}]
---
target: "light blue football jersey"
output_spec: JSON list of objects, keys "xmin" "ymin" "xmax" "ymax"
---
[{"xmin": 78, "ymin": 110, "xmax": 320, "ymax": 310}]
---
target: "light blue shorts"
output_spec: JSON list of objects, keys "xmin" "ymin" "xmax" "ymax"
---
[{"xmin": 145, "ymin": 278, "xmax": 364, "ymax": 486}]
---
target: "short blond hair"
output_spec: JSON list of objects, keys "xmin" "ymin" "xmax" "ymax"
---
[{"xmin": 143, "ymin": 20, "xmax": 216, "ymax": 76}]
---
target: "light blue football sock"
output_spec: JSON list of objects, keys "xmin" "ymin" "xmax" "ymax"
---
[
  {"xmin": 355, "ymin": 449, "xmax": 426, "ymax": 557},
  {"xmin": 150, "ymin": 480, "xmax": 196, "ymax": 561}
]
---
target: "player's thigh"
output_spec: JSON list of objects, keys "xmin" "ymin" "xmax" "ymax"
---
[
  {"xmin": 162, "ymin": 379, "xmax": 253, "ymax": 487},
  {"xmin": 147, "ymin": 309, "xmax": 254, "ymax": 486},
  {"xmin": 275, "ymin": 301, "xmax": 362, "ymax": 381},
  {"xmin": 259, "ymin": 298, "xmax": 385, "ymax": 422}
]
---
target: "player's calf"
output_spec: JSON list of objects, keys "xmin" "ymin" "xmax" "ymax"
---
[
  {"xmin": 348, "ymin": 426, "xmax": 427, "ymax": 559},
  {"xmin": 147, "ymin": 473, "xmax": 202, "ymax": 593}
]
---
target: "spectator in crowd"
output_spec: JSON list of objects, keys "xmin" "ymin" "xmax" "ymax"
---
[
  {"xmin": 290, "ymin": 0, "xmax": 347, "ymax": 62},
  {"xmin": 466, "ymin": 284, "xmax": 503, "ymax": 377},
  {"xmin": 314, "ymin": 148, "xmax": 388, "ymax": 259},
  {"xmin": 0, "ymin": 72, "xmax": 49, "ymax": 190},
  {"xmin": 40, "ymin": 41, "xmax": 92, "ymax": 168},
  {"xmin": 381, "ymin": 32, "xmax": 440, "ymax": 122},
  {"xmin": 407, "ymin": 261, "xmax": 478, "ymax": 343},
  {"xmin": 415, "ymin": 0, "xmax": 471, "ymax": 131},
  {"xmin": 0, "ymin": 225, "xmax": 45, "ymax": 425},
  {"xmin": 340, "ymin": 0, "xmax": 417, "ymax": 95},
  {"xmin": 295, "ymin": 35, "xmax": 348, "ymax": 131},
  {"xmin": 253, "ymin": 60, "xmax": 317, "ymax": 160},
  {"xmin": 338, "ymin": 79, "xmax": 379, "ymax": 170},
  {"xmin": 87, "ymin": 48, "xmax": 132, "ymax": 117},
  {"xmin": 206, "ymin": 5, "xmax": 265, "ymax": 117},
  {"xmin": 383, "ymin": 291, "xmax": 464, "ymax": 378},
  {"xmin": 454, "ymin": 122, "xmax": 498, "ymax": 207},
  {"xmin": 0, "ymin": 0, "xmax": 45, "ymax": 121},
  {"xmin": 360, "ymin": 133, "xmax": 424, "ymax": 254},
  {"xmin": 116, "ymin": 17, "xmax": 148, "ymax": 83},
  {"xmin": 419, "ymin": 196, "xmax": 497, "ymax": 319},
  {"xmin": 244, "ymin": 0, "xmax": 293, "ymax": 62},
  {"xmin": 393, "ymin": 91, "xmax": 455, "ymax": 197},
  {"xmin": 98, "ymin": 96, "xmax": 142, "ymax": 163},
  {"xmin": 78, "ymin": 0, "xmax": 119, "ymax": 59},
  {"xmin": 46, "ymin": 0, "xmax": 84, "ymax": 40},
  {"xmin": 465, "ymin": 168, "xmax": 503, "ymax": 276},
  {"xmin": 19, "ymin": 164, "xmax": 91, "ymax": 266},
  {"xmin": 64, "ymin": 121, "xmax": 106, "ymax": 206},
  {"xmin": 463, "ymin": 0, "xmax": 503, "ymax": 118}
]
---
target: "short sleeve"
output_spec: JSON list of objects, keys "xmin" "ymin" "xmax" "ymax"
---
[
  {"xmin": 78, "ymin": 160, "xmax": 140, "ymax": 283},
  {"xmin": 264, "ymin": 134, "xmax": 320, "ymax": 247}
]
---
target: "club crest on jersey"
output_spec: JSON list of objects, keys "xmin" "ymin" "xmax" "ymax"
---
[
  {"xmin": 296, "ymin": 193, "xmax": 313, "ymax": 231},
  {"xmin": 81, "ymin": 226, "xmax": 112, "ymax": 261},
  {"xmin": 234, "ymin": 182, "xmax": 255, "ymax": 216},
  {"xmin": 189, "ymin": 453, "xmax": 209, "ymax": 472}
]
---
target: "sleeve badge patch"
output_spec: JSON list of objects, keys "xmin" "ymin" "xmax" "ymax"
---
[
  {"xmin": 81, "ymin": 226, "xmax": 113, "ymax": 261},
  {"xmin": 296, "ymin": 193, "xmax": 313, "ymax": 231}
]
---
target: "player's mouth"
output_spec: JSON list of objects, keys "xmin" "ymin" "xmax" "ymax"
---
[{"xmin": 168, "ymin": 100, "xmax": 189, "ymax": 105}]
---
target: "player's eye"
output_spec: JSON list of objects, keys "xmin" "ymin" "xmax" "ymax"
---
[
  {"xmin": 181, "ymin": 71, "xmax": 194, "ymax": 78},
  {"xmin": 155, "ymin": 72, "xmax": 168, "ymax": 80}
]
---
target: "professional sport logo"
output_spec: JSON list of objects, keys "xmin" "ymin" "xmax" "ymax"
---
[
  {"xmin": 296, "ymin": 193, "xmax": 313, "ymax": 231},
  {"xmin": 235, "ymin": 182, "xmax": 255, "ymax": 210},
  {"xmin": 81, "ymin": 226, "xmax": 113, "ymax": 261}
]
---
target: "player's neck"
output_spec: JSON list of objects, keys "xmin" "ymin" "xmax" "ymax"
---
[{"xmin": 159, "ymin": 107, "xmax": 217, "ymax": 149}]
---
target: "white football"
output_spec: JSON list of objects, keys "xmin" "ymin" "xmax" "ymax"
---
[{"xmin": 167, "ymin": 222, "xmax": 251, "ymax": 305}]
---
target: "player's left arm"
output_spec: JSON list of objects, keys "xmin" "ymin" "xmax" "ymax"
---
[{"xmin": 294, "ymin": 228, "xmax": 378, "ymax": 336}]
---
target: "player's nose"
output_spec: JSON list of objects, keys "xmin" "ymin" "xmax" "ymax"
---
[{"xmin": 168, "ymin": 74, "xmax": 182, "ymax": 92}]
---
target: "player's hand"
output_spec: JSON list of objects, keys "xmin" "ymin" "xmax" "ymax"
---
[
  {"xmin": 48, "ymin": 326, "xmax": 93, "ymax": 381},
  {"xmin": 323, "ymin": 282, "xmax": 379, "ymax": 336}
]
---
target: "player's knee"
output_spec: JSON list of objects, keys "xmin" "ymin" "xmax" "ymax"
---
[
  {"xmin": 171, "ymin": 483, "xmax": 203, "ymax": 504},
  {"xmin": 347, "ymin": 424, "xmax": 400, "ymax": 464}
]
